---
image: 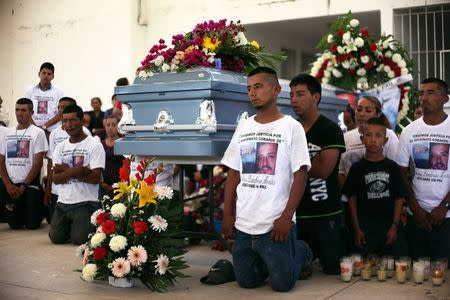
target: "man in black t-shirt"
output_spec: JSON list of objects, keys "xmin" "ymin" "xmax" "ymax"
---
[{"xmin": 290, "ymin": 74, "xmax": 346, "ymax": 274}]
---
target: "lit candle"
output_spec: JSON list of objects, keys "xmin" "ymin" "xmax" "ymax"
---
[
  {"xmin": 396, "ymin": 261, "xmax": 408, "ymax": 283},
  {"xmin": 361, "ymin": 262, "xmax": 371, "ymax": 281},
  {"xmin": 352, "ymin": 254, "xmax": 362, "ymax": 276},
  {"xmin": 340, "ymin": 261, "xmax": 353, "ymax": 282},
  {"xmin": 432, "ymin": 270, "xmax": 444, "ymax": 286}
]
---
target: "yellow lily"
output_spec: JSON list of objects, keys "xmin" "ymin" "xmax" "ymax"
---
[
  {"xmin": 113, "ymin": 181, "xmax": 130, "ymax": 200},
  {"xmin": 136, "ymin": 181, "xmax": 158, "ymax": 208}
]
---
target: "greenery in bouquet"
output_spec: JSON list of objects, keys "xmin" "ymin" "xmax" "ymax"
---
[
  {"xmin": 137, "ymin": 19, "xmax": 285, "ymax": 77},
  {"xmin": 311, "ymin": 12, "xmax": 418, "ymax": 126},
  {"xmin": 79, "ymin": 157, "xmax": 187, "ymax": 292}
]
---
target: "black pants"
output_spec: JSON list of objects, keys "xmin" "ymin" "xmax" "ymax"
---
[
  {"xmin": 357, "ymin": 216, "xmax": 408, "ymax": 258},
  {"xmin": 0, "ymin": 180, "xmax": 43, "ymax": 230},
  {"xmin": 297, "ymin": 213, "xmax": 346, "ymax": 274},
  {"xmin": 49, "ymin": 202, "xmax": 99, "ymax": 245},
  {"xmin": 407, "ymin": 215, "xmax": 450, "ymax": 264}
]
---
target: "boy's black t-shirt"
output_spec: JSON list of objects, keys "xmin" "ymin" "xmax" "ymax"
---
[
  {"xmin": 297, "ymin": 115, "xmax": 346, "ymax": 217},
  {"xmin": 343, "ymin": 157, "xmax": 407, "ymax": 218}
]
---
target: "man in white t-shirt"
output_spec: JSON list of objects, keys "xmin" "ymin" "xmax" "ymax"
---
[
  {"xmin": 25, "ymin": 62, "xmax": 64, "ymax": 133},
  {"xmin": 0, "ymin": 98, "xmax": 48, "ymax": 229},
  {"xmin": 221, "ymin": 67, "xmax": 312, "ymax": 292},
  {"xmin": 49, "ymin": 105, "xmax": 105, "ymax": 245},
  {"xmin": 396, "ymin": 77, "xmax": 450, "ymax": 263},
  {"xmin": 44, "ymin": 97, "xmax": 92, "ymax": 222}
]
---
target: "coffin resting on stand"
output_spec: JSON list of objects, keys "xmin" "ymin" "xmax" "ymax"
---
[{"xmin": 114, "ymin": 67, "xmax": 347, "ymax": 162}]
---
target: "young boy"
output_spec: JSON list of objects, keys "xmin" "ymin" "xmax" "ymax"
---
[{"xmin": 343, "ymin": 117, "xmax": 406, "ymax": 256}]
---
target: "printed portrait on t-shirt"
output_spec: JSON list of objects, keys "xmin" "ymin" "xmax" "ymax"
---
[
  {"xmin": 7, "ymin": 140, "xmax": 17, "ymax": 158},
  {"xmin": 412, "ymin": 143, "xmax": 430, "ymax": 169},
  {"xmin": 37, "ymin": 100, "xmax": 48, "ymax": 114},
  {"xmin": 17, "ymin": 140, "xmax": 30, "ymax": 158},
  {"xmin": 256, "ymin": 142, "xmax": 278, "ymax": 175},
  {"xmin": 429, "ymin": 143, "xmax": 449, "ymax": 171},
  {"xmin": 240, "ymin": 143, "xmax": 257, "ymax": 174},
  {"xmin": 73, "ymin": 155, "xmax": 85, "ymax": 166}
]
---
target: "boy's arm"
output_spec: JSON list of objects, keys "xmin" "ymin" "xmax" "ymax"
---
[
  {"xmin": 222, "ymin": 168, "xmax": 239, "ymax": 239},
  {"xmin": 348, "ymin": 195, "xmax": 365, "ymax": 248},
  {"xmin": 272, "ymin": 165, "xmax": 308, "ymax": 243}
]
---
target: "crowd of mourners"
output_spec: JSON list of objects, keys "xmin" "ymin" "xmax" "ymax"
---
[{"xmin": 0, "ymin": 62, "xmax": 449, "ymax": 292}]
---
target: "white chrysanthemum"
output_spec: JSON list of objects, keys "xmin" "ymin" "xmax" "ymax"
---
[
  {"xmin": 112, "ymin": 182, "xmax": 119, "ymax": 189},
  {"xmin": 342, "ymin": 32, "xmax": 351, "ymax": 42},
  {"xmin": 332, "ymin": 68, "xmax": 343, "ymax": 78},
  {"xmin": 388, "ymin": 71, "xmax": 396, "ymax": 78},
  {"xmin": 90, "ymin": 209, "xmax": 104, "ymax": 226},
  {"xmin": 76, "ymin": 243, "xmax": 88, "ymax": 258},
  {"xmin": 324, "ymin": 70, "xmax": 331, "ymax": 78},
  {"xmin": 138, "ymin": 70, "xmax": 148, "ymax": 78},
  {"xmin": 102, "ymin": 195, "xmax": 111, "ymax": 202},
  {"xmin": 401, "ymin": 67, "xmax": 409, "ymax": 76},
  {"xmin": 234, "ymin": 31, "xmax": 248, "ymax": 46},
  {"xmin": 109, "ymin": 235, "xmax": 128, "ymax": 252},
  {"xmin": 322, "ymin": 77, "xmax": 329, "ymax": 83},
  {"xmin": 155, "ymin": 186, "xmax": 174, "ymax": 200},
  {"xmin": 357, "ymin": 77, "xmax": 369, "ymax": 90},
  {"xmin": 111, "ymin": 257, "xmax": 131, "ymax": 278},
  {"xmin": 398, "ymin": 60, "xmax": 407, "ymax": 68},
  {"xmin": 383, "ymin": 65, "xmax": 391, "ymax": 73},
  {"xmin": 153, "ymin": 254, "xmax": 170, "ymax": 275},
  {"xmin": 350, "ymin": 19, "xmax": 360, "ymax": 27},
  {"xmin": 327, "ymin": 34, "xmax": 334, "ymax": 43},
  {"xmin": 161, "ymin": 63, "xmax": 170, "ymax": 72},
  {"xmin": 127, "ymin": 245, "xmax": 148, "ymax": 266},
  {"xmin": 384, "ymin": 50, "xmax": 392, "ymax": 58},
  {"xmin": 357, "ymin": 68, "xmax": 367, "ymax": 76},
  {"xmin": 148, "ymin": 215, "xmax": 168, "ymax": 233},
  {"xmin": 392, "ymin": 53, "xmax": 402, "ymax": 63},
  {"xmin": 110, "ymin": 203, "xmax": 127, "ymax": 218},
  {"xmin": 170, "ymin": 63, "xmax": 178, "ymax": 71},
  {"xmin": 360, "ymin": 55, "xmax": 369, "ymax": 64},
  {"xmin": 82, "ymin": 264, "xmax": 97, "ymax": 282},
  {"xmin": 153, "ymin": 55, "xmax": 164, "ymax": 67},
  {"xmin": 354, "ymin": 37, "xmax": 364, "ymax": 48},
  {"xmin": 90, "ymin": 232, "xmax": 106, "ymax": 248},
  {"xmin": 342, "ymin": 61, "xmax": 350, "ymax": 69}
]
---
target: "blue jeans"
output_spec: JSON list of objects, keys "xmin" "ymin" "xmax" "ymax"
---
[{"xmin": 232, "ymin": 224, "xmax": 312, "ymax": 292}]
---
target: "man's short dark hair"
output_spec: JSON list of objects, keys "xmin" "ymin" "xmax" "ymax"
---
[
  {"xmin": 116, "ymin": 77, "xmax": 129, "ymax": 86},
  {"xmin": 59, "ymin": 96, "xmax": 77, "ymax": 106},
  {"xmin": 111, "ymin": 94, "xmax": 117, "ymax": 100},
  {"xmin": 63, "ymin": 104, "xmax": 83, "ymax": 121},
  {"xmin": 40, "ymin": 62, "xmax": 55, "ymax": 73},
  {"xmin": 421, "ymin": 77, "xmax": 448, "ymax": 95},
  {"xmin": 289, "ymin": 73, "xmax": 322, "ymax": 98},
  {"xmin": 16, "ymin": 98, "xmax": 33, "ymax": 111},
  {"xmin": 248, "ymin": 66, "xmax": 279, "ymax": 85}
]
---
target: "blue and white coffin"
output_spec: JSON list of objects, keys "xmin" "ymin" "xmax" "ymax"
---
[{"xmin": 114, "ymin": 68, "xmax": 346, "ymax": 163}]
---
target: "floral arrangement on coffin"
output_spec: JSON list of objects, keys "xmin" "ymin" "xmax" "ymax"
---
[
  {"xmin": 79, "ymin": 157, "xmax": 188, "ymax": 292},
  {"xmin": 311, "ymin": 12, "xmax": 418, "ymax": 128},
  {"xmin": 137, "ymin": 19, "xmax": 285, "ymax": 77}
]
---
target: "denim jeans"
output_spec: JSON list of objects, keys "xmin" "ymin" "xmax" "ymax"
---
[{"xmin": 232, "ymin": 224, "xmax": 312, "ymax": 292}]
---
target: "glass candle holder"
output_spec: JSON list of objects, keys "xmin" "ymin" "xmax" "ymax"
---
[
  {"xmin": 368, "ymin": 253, "xmax": 378, "ymax": 277},
  {"xmin": 418, "ymin": 257, "xmax": 430, "ymax": 281},
  {"xmin": 361, "ymin": 259, "xmax": 372, "ymax": 281},
  {"xmin": 340, "ymin": 256, "xmax": 353, "ymax": 282},
  {"xmin": 412, "ymin": 260, "xmax": 424, "ymax": 284},
  {"xmin": 431, "ymin": 260, "xmax": 445, "ymax": 286},
  {"xmin": 396, "ymin": 259, "xmax": 408, "ymax": 283},
  {"xmin": 352, "ymin": 253, "xmax": 362, "ymax": 276},
  {"xmin": 399, "ymin": 256, "xmax": 412, "ymax": 280},
  {"xmin": 385, "ymin": 255, "xmax": 395, "ymax": 278},
  {"xmin": 377, "ymin": 262, "xmax": 387, "ymax": 282}
]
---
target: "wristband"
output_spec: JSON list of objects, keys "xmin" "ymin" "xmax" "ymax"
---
[
  {"xmin": 440, "ymin": 201, "xmax": 450, "ymax": 210},
  {"xmin": 392, "ymin": 221, "xmax": 399, "ymax": 227},
  {"xmin": 22, "ymin": 182, "xmax": 29, "ymax": 188}
]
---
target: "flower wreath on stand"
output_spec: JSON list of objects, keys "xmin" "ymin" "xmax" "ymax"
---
[
  {"xmin": 79, "ymin": 157, "xmax": 188, "ymax": 292},
  {"xmin": 137, "ymin": 19, "xmax": 285, "ymax": 77},
  {"xmin": 311, "ymin": 12, "xmax": 418, "ymax": 132}
]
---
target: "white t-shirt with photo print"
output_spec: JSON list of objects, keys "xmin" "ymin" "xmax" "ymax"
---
[
  {"xmin": 0, "ymin": 125, "xmax": 48, "ymax": 185},
  {"xmin": 47, "ymin": 124, "xmax": 92, "ymax": 195},
  {"xmin": 25, "ymin": 84, "xmax": 64, "ymax": 132},
  {"xmin": 52, "ymin": 135, "xmax": 105, "ymax": 204},
  {"xmin": 221, "ymin": 115, "xmax": 311, "ymax": 235},
  {"xmin": 396, "ymin": 116, "xmax": 450, "ymax": 218}
]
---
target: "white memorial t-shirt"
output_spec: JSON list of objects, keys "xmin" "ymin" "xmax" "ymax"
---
[
  {"xmin": 396, "ymin": 117, "xmax": 450, "ymax": 218},
  {"xmin": 25, "ymin": 84, "xmax": 64, "ymax": 132},
  {"xmin": 221, "ymin": 115, "xmax": 311, "ymax": 235},
  {"xmin": 339, "ymin": 127, "xmax": 399, "ymax": 176},
  {"xmin": 53, "ymin": 135, "xmax": 105, "ymax": 204},
  {"xmin": 0, "ymin": 125, "xmax": 48, "ymax": 185},
  {"xmin": 47, "ymin": 125, "xmax": 91, "ymax": 195}
]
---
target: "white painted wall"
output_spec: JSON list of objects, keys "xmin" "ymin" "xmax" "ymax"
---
[{"xmin": 1, "ymin": 0, "xmax": 447, "ymax": 126}]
